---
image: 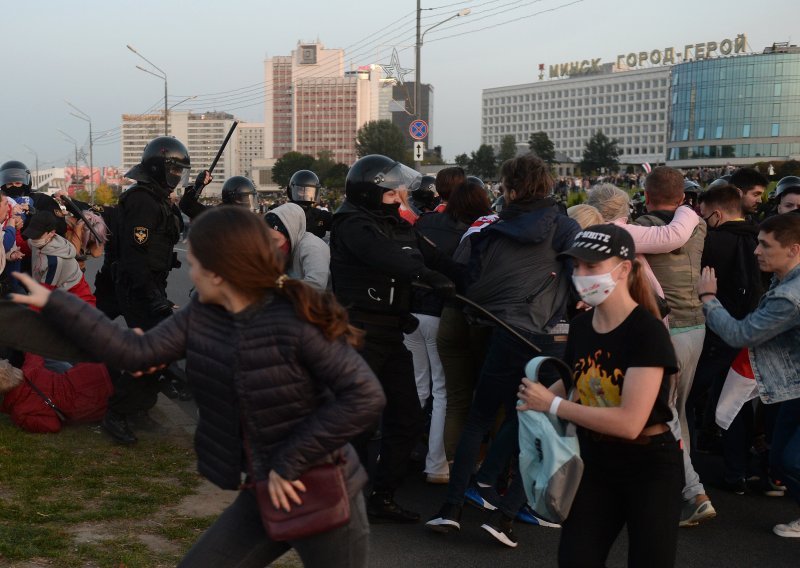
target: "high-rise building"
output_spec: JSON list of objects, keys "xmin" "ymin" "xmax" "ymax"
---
[
  {"xmin": 263, "ymin": 41, "xmax": 383, "ymax": 166},
  {"xmin": 237, "ymin": 122, "xmax": 264, "ymax": 179},
  {"xmin": 121, "ymin": 110, "xmax": 240, "ymax": 194}
]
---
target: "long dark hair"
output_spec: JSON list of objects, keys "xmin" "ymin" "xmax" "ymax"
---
[
  {"xmin": 445, "ymin": 180, "xmax": 492, "ymax": 225},
  {"xmin": 188, "ymin": 206, "xmax": 361, "ymax": 346}
]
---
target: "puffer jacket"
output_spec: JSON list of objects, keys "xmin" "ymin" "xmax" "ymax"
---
[
  {"xmin": 270, "ymin": 202, "xmax": 330, "ymax": 290},
  {"xmin": 40, "ymin": 290, "xmax": 385, "ymax": 496}
]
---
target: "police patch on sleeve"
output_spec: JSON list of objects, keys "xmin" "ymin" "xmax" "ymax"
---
[{"xmin": 133, "ymin": 227, "xmax": 149, "ymax": 244}]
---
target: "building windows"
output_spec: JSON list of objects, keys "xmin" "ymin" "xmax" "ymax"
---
[
  {"xmin": 697, "ymin": 127, "xmax": 705, "ymax": 140},
  {"xmin": 774, "ymin": 83, "xmax": 782, "ymax": 97},
  {"xmin": 715, "ymin": 126, "xmax": 723, "ymax": 139},
  {"xmin": 742, "ymin": 124, "xmax": 750, "ymax": 138},
  {"xmin": 772, "ymin": 123, "xmax": 780, "ymax": 137}
]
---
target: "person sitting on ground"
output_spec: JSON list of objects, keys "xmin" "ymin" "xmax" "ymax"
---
[
  {"xmin": 0, "ymin": 353, "xmax": 113, "ymax": 434},
  {"xmin": 10, "ymin": 205, "xmax": 385, "ymax": 567},
  {"xmin": 264, "ymin": 203, "xmax": 330, "ymax": 290},
  {"xmin": 697, "ymin": 213, "xmax": 800, "ymax": 538}
]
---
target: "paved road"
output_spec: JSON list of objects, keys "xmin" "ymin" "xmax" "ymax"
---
[{"xmin": 84, "ymin": 253, "xmax": 799, "ymax": 567}]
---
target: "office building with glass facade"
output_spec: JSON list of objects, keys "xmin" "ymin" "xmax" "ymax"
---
[{"xmin": 666, "ymin": 44, "xmax": 800, "ymax": 167}]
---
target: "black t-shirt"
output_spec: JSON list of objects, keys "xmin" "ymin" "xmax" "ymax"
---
[{"xmin": 563, "ymin": 305, "xmax": 678, "ymax": 427}]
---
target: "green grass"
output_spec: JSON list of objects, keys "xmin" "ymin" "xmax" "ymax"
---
[{"xmin": 0, "ymin": 414, "xmax": 207, "ymax": 567}]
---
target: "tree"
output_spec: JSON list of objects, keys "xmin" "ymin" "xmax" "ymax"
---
[
  {"xmin": 497, "ymin": 135, "xmax": 518, "ymax": 165},
  {"xmin": 470, "ymin": 144, "xmax": 497, "ymax": 180},
  {"xmin": 579, "ymin": 130, "xmax": 621, "ymax": 174},
  {"xmin": 321, "ymin": 163, "xmax": 349, "ymax": 191},
  {"xmin": 454, "ymin": 153, "xmax": 470, "ymax": 169},
  {"xmin": 93, "ymin": 183, "xmax": 117, "ymax": 205},
  {"xmin": 271, "ymin": 151, "xmax": 315, "ymax": 187},
  {"xmin": 355, "ymin": 120, "xmax": 408, "ymax": 164},
  {"xmin": 528, "ymin": 131, "xmax": 556, "ymax": 164}
]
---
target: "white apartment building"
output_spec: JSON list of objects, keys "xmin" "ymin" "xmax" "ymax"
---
[
  {"xmin": 237, "ymin": 122, "xmax": 264, "ymax": 179},
  {"xmin": 482, "ymin": 64, "xmax": 671, "ymax": 167}
]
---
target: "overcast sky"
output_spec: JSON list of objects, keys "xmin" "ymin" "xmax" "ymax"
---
[{"xmin": 1, "ymin": 0, "xmax": 795, "ymax": 170}]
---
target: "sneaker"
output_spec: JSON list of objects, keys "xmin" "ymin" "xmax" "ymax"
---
[
  {"xmin": 425, "ymin": 503, "xmax": 462, "ymax": 533},
  {"xmin": 516, "ymin": 504, "xmax": 561, "ymax": 528},
  {"xmin": 101, "ymin": 410, "xmax": 137, "ymax": 445},
  {"xmin": 480, "ymin": 510, "xmax": 518, "ymax": 548},
  {"xmin": 464, "ymin": 486, "xmax": 498, "ymax": 511},
  {"xmin": 426, "ymin": 472, "xmax": 450, "ymax": 484},
  {"xmin": 367, "ymin": 491, "xmax": 420, "ymax": 524},
  {"xmin": 128, "ymin": 411, "xmax": 169, "ymax": 434},
  {"xmin": 773, "ymin": 518, "xmax": 800, "ymax": 538},
  {"xmin": 679, "ymin": 494, "xmax": 716, "ymax": 527},
  {"xmin": 749, "ymin": 477, "xmax": 787, "ymax": 497}
]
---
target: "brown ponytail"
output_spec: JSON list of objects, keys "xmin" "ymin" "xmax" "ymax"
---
[
  {"xmin": 627, "ymin": 259, "xmax": 662, "ymax": 320},
  {"xmin": 189, "ymin": 206, "xmax": 362, "ymax": 347}
]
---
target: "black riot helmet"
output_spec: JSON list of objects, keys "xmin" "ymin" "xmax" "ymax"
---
[
  {"xmin": 139, "ymin": 136, "xmax": 191, "ymax": 190},
  {"xmin": 466, "ymin": 175, "xmax": 486, "ymax": 190},
  {"xmin": 774, "ymin": 176, "xmax": 800, "ymax": 200},
  {"xmin": 345, "ymin": 154, "xmax": 421, "ymax": 211},
  {"xmin": 0, "ymin": 160, "xmax": 32, "ymax": 198},
  {"xmin": 288, "ymin": 170, "xmax": 321, "ymax": 204},
  {"xmin": 707, "ymin": 175, "xmax": 732, "ymax": 190},
  {"xmin": 221, "ymin": 176, "xmax": 258, "ymax": 211},
  {"xmin": 409, "ymin": 175, "xmax": 438, "ymax": 213}
]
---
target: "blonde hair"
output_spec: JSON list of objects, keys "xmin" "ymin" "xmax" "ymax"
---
[
  {"xmin": 0, "ymin": 359, "xmax": 23, "ymax": 394},
  {"xmin": 587, "ymin": 183, "xmax": 630, "ymax": 222},
  {"xmin": 567, "ymin": 204, "xmax": 604, "ymax": 229}
]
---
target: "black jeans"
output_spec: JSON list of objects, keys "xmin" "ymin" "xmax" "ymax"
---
[
  {"xmin": 351, "ymin": 322, "xmax": 425, "ymax": 493},
  {"xmin": 559, "ymin": 433, "xmax": 684, "ymax": 568},
  {"xmin": 178, "ymin": 490, "xmax": 369, "ymax": 568}
]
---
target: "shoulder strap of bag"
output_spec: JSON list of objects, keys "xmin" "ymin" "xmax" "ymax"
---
[
  {"xmin": 24, "ymin": 377, "xmax": 68, "ymax": 422},
  {"xmin": 524, "ymin": 355, "xmax": 575, "ymax": 394}
]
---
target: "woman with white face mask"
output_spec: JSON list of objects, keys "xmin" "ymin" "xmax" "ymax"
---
[{"xmin": 517, "ymin": 223, "xmax": 683, "ymax": 568}]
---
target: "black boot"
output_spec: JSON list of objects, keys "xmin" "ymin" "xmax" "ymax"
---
[
  {"xmin": 367, "ymin": 491, "xmax": 420, "ymax": 523},
  {"xmin": 101, "ymin": 410, "xmax": 137, "ymax": 445}
]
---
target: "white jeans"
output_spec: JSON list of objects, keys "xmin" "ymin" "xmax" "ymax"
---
[
  {"xmin": 404, "ymin": 313, "xmax": 449, "ymax": 476},
  {"xmin": 667, "ymin": 326, "xmax": 706, "ymax": 501}
]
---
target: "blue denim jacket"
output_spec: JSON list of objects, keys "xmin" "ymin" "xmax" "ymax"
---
[{"xmin": 703, "ymin": 263, "xmax": 800, "ymax": 403}]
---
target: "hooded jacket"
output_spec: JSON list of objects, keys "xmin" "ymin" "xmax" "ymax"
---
[
  {"xmin": 31, "ymin": 234, "xmax": 83, "ymax": 290},
  {"xmin": 269, "ymin": 203, "xmax": 330, "ymax": 290},
  {"xmin": 461, "ymin": 199, "xmax": 580, "ymax": 334}
]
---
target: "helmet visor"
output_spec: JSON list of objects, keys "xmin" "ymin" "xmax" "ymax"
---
[
  {"xmin": 0, "ymin": 167, "xmax": 31, "ymax": 188},
  {"xmin": 236, "ymin": 193, "xmax": 258, "ymax": 213},
  {"xmin": 166, "ymin": 163, "xmax": 191, "ymax": 189},
  {"xmin": 292, "ymin": 185, "xmax": 319, "ymax": 203},
  {"xmin": 374, "ymin": 161, "xmax": 421, "ymax": 194}
]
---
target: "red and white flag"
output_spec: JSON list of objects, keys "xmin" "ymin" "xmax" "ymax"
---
[
  {"xmin": 715, "ymin": 348, "xmax": 758, "ymax": 430},
  {"xmin": 641, "ymin": 163, "xmax": 652, "ymax": 174}
]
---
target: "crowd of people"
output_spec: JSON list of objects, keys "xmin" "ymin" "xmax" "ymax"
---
[{"xmin": 1, "ymin": 141, "xmax": 800, "ymax": 566}]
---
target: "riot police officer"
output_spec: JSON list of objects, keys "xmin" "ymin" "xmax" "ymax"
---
[
  {"xmin": 287, "ymin": 169, "xmax": 331, "ymax": 238},
  {"xmin": 330, "ymin": 154, "xmax": 459, "ymax": 523},
  {"xmin": 0, "ymin": 160, "xmax": 32, "ymax": 199},
  {"xmin": 408, "ymin": 174, "xmax": 439, "ymax": 215},
  {"xmin": 179, "ymin": 173, "xmax": 257, "ymax": 219},
  {"xmin": 101, "ymin": 136, "xmax": 190, "ymax": 444}
]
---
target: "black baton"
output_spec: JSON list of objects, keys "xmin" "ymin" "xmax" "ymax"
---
[
  {"xmin": 60, "ymin": 195, "xmax": 103, "ymax": 244},
  {"xmin": 208, "ymin": 120, "xmax": 239, "ymax": 175}
]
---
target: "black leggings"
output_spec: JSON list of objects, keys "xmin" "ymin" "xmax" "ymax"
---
[{"xmin": 559, "ymin": 433, "xmax": 684, "ymax": 568}]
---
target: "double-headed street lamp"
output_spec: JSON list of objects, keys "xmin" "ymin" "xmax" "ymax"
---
[
  {"xmin": 127, "ymin": 44, "xmax": 168, "ymax": 136},
  {"xmin": 56, "ymin": 129, "xmax": 81, "ymax": 184},
  {"xmin": 22, "ymin": 145, "xmax": 38, "ymax": 190},
  {"xmin": 66, "ymin": 101, "xmax": 95, "ymax": 204},
  {"xmin": 415, "ymin": 3, "xmax": 471, "ymax": 119}
]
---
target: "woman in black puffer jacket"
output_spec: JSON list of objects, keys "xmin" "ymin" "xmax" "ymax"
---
[{"xmin": 10, "ymin": 206, "xmax": 385, "ymax": 568}]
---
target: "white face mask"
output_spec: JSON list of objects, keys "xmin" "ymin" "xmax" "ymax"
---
[{"xmin": 571, "ymin": 262, "xmax": 624, "ymax": 307}]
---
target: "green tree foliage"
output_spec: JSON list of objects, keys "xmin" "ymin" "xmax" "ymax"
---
[
  {"xmin": 470, "ymin": 144, "xmax": 498, "ymax": 180},
  {"xmin": 355, "ymin": 120, "xmax": 408, "ymax": 164},
  {"xmin": 528, "ymin": 131, "xmax": 556, "ymax": 164},
  {"xmin": 497, "ymin": 135, "xmax": 518, "ymax": 166},
  {"xmin": 271, "ymin": 152, "xmax": 315, "ymax": 186},
  {"xmin": 454, "ymin": 153, "xmax": 470, "ymax": 169},
  {"xmin": 322, "ymin": 163, "xmax": 349, "ymax": 190},
  {"xmin": 579, "ymin": 130, "xmax": 621, "ymax": 174}
]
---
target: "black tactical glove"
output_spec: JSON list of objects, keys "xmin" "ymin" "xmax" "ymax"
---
[
  {"xmin": 419, "ymin": 269, "xmax": 456, "ymax": 298},
  {"xmin": 150, "ymin": 296, "xmax": 175, "ymax": 320}
]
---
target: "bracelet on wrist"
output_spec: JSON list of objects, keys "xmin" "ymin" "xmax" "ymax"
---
[
  {"xmin": 698, "ymin": 292, "xmax": 715, "ymax": 301},
  {"xmin": 549, "ymin": 396, "xmax": 563, "ymax": 417}
]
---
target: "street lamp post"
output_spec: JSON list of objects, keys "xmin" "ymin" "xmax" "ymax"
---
[
  {"xmin": 57, "ymin": 129, "xmax": 81, "ymax": 187},
  {"xmin": 415, "ymin": 3, "xmax": 470, "ymax": 119},
  {"xmin": 22, "ymin": 145, "xmax": 38, "ymax": 190},
  {"xmin": 127, "ymin": 44, "xmax": 168, "ymax": 136},
  {"xmin": 66, "ymin": 101, "xmax": 95, "ymax": 204}
]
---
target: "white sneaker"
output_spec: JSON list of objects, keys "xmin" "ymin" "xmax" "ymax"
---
[{"xmin": 773, "ymin": 517, "xmax": 800, "ymax": 538}]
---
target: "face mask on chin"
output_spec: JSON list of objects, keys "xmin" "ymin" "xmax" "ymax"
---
[
  {"xmin": 29, "ymin": 235, "xmax": 50, "ymax": 249},
  {"xmin": 571, "ymin": 262, "xmax": 624, "ymax": 307}
]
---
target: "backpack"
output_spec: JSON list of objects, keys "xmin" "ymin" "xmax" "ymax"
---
[{"xmin": 518, "ymin": 356, "xmax": 584, "ymax": 524}]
